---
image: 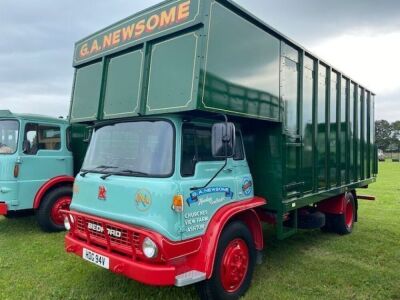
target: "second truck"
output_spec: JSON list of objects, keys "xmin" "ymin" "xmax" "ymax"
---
[{"xmin": 0, "ymin": 110, "xmax": 87, "ymax": 231}]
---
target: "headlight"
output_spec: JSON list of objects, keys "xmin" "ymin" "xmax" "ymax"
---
[
  {"xmin": 142, "ymin": 237, "xmax": 158, "ymax": 258},
  {"xmin": 64, "ymin": 216, "xmax": 71, "ymax": 230}
]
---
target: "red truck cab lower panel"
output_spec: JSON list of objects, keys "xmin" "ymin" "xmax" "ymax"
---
[
  {"xmin": 65, "ymin": 235, "xmax": 176, "ymax": 286},
  {"xmin": 62, "ymin": 197, "xmax": 266, "ymax": 287},
  {"xmin": 63, "ymin": 209, "xmax": 205, "ymax": 286}
]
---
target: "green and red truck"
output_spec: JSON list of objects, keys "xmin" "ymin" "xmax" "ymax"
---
[
  {"xmin": 63, "ymin": 0, "xmax": 378, "ymax": 299},
  {"xmin": 0, "ymin": 110, "xmax": 87, "ymax": 231}
]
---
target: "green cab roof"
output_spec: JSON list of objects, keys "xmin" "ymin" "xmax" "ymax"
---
[{"xmin": 0, "ymin": 110, "xmax": 68, "ymax": 124}]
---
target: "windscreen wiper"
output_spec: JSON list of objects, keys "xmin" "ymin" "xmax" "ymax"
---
[
  {"xmin": 100, "ymin": 169, "xmax": 150, "ymax": 180},
  {"xmin": 80, "ymin": 165, "xmax": 117, "ymax": 177}
]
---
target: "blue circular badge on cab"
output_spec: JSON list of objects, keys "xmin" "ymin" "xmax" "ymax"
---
[{"xmin": 242, "ymin": 177, "xmax": 253, "ymax": 196}]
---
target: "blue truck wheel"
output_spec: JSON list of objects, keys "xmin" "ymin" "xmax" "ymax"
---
[{"xmin": 36, "ymin": 186, "xmax": 72, "ymax": 232}]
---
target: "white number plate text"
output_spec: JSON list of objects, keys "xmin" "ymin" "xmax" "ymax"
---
[{"xmin": 82, "ymin": 248, "xmax": 109, "ymax": 269}]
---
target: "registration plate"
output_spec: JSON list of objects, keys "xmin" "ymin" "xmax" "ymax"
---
[{"xmin": 82, "ymin": 248, "xmax": 109, "ymax": 269}]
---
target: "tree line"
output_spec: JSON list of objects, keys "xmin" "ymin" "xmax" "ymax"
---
[{"xmin": 376, "ymin": 120, "xmax": 400, "ymax": 152}]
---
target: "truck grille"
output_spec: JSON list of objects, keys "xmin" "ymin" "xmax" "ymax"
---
[{"xmin": 73, "ymin": 215, "xmax": 142, "ymax": 257}]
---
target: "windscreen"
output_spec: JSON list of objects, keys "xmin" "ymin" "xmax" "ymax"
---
[
  {"xmin": 0, "ymin": 120, "xmax": 19, "ymax": 154},
  {"xmin": 82, "ymin": 120, "xmax": 174, "ymax": 177}
]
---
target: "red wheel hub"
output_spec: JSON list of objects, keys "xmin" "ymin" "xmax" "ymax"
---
[
  {"xmin": 345, "ymin": 199, "xmax": 354, "ymax": 228},
  {"xmin": 50, "ymin": 196, "xmax": 71, "ymax": 225},
  {"xmin": 220, "ymin": 238, "xmax": 249, "ymax": 293}
]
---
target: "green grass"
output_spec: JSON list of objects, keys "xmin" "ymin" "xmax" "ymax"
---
[{"xmin": 1, "ymin": 162, "xmax": 399, "ymax": 300}]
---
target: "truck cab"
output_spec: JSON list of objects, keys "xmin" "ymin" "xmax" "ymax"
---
[
  {"xmin": 70, "ymin": 116, "xmax": 252, "ymax": 242},
  {"xmin": 0, "ymin": 110, "xmax": 75, "ymax": 231},
  {"xmin": 65, "ymin": 114, "xmax": 264, "ymax": 296}
]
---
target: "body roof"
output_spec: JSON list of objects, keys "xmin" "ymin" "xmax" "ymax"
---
[
  {"xmin": 73, "ymin": 0, "xmax": 375, "ymax": 94},
  {"xmin": 219, "ymin": 0, "xmax": 375, "ymax": 94}
]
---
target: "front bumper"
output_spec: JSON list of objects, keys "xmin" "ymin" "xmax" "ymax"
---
[
  {"xmin": 63, "ymin": 210, "xmax": 204, "ymax": 287},
  {"xmin": 66, "ymin": 235, "xmax": 177, "ymax": 286},
  {"xmin": 0, "ymin": 202, "xmax": 7, "ymax": 215}
]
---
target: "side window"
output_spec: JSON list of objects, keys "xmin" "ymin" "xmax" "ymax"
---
[
  {"xmin": 181, "ymin": 125, "xmax": 223, "ymax": 177},
  {"xmin": 24, "ymin": 123, "xmax": 61, "ymax": 155},
  {"xmin": 181, "ymin": 127, "xmax": 196, "ymax": 177},
  {"xmin": 38, "ymin": 125, "xmax": 61, "ymax": 150},
  {"xmin": 196, "ymin": 128, "xmax": 214, "ymax": 161},
  {"xmin": 24, "ymin": 123, "xmax": 39, "ymax": 155},
  {"xmin": 234, "ymin": 132, "xmax": 245, "ymax": 160}
]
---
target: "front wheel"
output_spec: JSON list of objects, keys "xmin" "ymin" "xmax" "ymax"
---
[
  {"xmin": 36, "ymin": 186, "xmax": 72, "ymax": 232},
  {"xmin": 196, "ymin": 221, "xmax": 256, "ymax": 300}
]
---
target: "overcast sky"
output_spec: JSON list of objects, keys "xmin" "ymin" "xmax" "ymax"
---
[{"xmin": 0, "ymin": 0, "xmax": 399, "ymax": 121}]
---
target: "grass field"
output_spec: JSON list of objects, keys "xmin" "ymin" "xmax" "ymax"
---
[{"xmin": 0, "ymin": 162, "xmax": 399, "ymax": 300}]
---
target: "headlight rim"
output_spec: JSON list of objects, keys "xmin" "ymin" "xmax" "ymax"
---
[
  {"xmin": 64, "ymin": 216, "xmax": 71, "ymax": 230},
  {"xmin": 142, "ymin": 236, "xmax": 158, "ymax": 259}
]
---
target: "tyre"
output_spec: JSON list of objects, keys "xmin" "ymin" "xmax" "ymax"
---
[
  {"xmin": 331, "ymin": 193, "xmax": 355, "ymax": 235},
  {"xmin": 196, "ymin": 221, "xmax": 256, "ymax": 300},
  {"xmin": 36, "ymin": 186, "xmax": 72, "ymax": 232}
]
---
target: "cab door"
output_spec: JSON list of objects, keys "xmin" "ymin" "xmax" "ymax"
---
[
  {"xmin": 17, "ymin": 121, "xmax": 72, "ymax": 209},
  {"xmin": 179, "ymin": 124, "xmax": 236, "ymax": 240}
]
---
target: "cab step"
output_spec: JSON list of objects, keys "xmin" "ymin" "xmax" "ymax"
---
[{"xmin": 175, "ymin": 270, "xmax": 206, "ymax": 287}]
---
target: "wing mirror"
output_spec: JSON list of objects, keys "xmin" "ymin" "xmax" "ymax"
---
[{"xmin": 211, "ymin": 122, "xmax": 236, "ymax": 158}]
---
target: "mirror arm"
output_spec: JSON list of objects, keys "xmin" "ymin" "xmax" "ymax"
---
[
  {"xmin": 191, "ymin": 113, "xmax": 230, "ymax": 191},
  {"xmin": 190, "ymin": 158, "xmax": 228, "ymax": 191}
]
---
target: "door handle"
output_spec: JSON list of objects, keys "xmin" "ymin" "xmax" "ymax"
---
[
  {"xmin": 56, "ymin": 158, "xmax": 66, "ymax": 161},
  {"xmin": 223, "ymin": 168, "xmax": 233, "ymax": 173}
]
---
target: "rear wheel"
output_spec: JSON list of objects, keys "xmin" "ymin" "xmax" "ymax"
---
[
  {"xmin": 331, "ymin": 193, "xmax": 355, "ymax": 235},
  {"xmin": 196, "ymin": 221, "xmax": 256, "ymax": 300},
  {"xmin": 36, "ymin": 186, "xmax": 72, "ymax": 232}
]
